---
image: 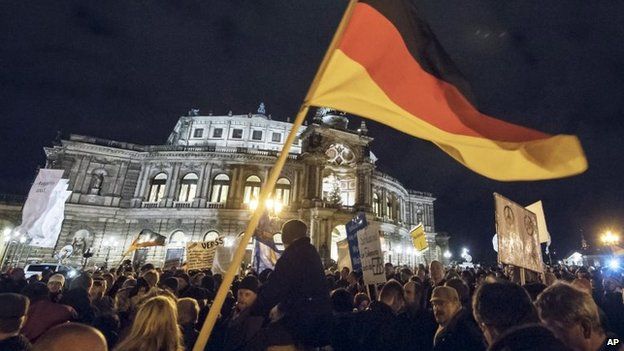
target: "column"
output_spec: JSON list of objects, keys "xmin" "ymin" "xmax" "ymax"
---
[
  {"xmin": 135, "ymin": 163, "xmax": 153, "ymax": 200},
  {"xmin": 196, "ymin": 163, "xmax": 208, "ymax": 207},
  {"xmin": 165, "ymin": 163, "xmax": 181, "ymax": 206},
  {"xmin": 75, "ymin": 156, "xmax": 92, "ymax": 194},
  {"xmin": 112, "ymin": 161, "xmax": 128, "ymax": 196}
]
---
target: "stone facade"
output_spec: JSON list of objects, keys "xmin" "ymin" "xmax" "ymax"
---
[{"xmin": 0, "ymin": 108, "xmax": 449, "ymax": 269}]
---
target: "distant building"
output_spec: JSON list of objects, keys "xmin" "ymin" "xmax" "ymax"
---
[{"xmin": 0, "ymin": 107, "xmax": 449, "ymax": 269}]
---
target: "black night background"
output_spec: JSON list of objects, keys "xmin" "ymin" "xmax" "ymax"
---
[{"xmin": 1, "ymin": 1, "xmax": 623, "ymax": 263}]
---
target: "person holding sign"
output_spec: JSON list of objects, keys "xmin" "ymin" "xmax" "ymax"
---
[{"xmin": 250, "ymin": 220, "xmax": 332, "ymax": 349}]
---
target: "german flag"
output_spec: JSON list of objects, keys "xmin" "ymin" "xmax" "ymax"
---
[{"xmin": 308, "ymin": 0, "xmax": 587, "ymax": 181}]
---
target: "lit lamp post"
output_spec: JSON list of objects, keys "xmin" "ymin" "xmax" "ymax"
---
[
  {"xmin": 601, "ymin": 230, "xmax": 620, "ymax": 246},
  {"xmin": 443, "ymin": 250, "xmax": 452, "ymax": 265},
  {"xmin": 601, "ymin": 230, "xmax": 620, "ymax": 269},
  {"xmin": 249, "ymin": 197, "xmax": 283, "ymax": 218}
]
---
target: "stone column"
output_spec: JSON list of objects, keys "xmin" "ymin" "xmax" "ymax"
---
[
  {"xmin": 195, "ymin": 163, "xmax": 207, "ymax": 207},
  {"xmin": 165, "ymin": 163, "xmax": 180, "ymax": 206},
  {"xmin": 75, "ymin": 156, "xmax": 92, "ymax": 194},
  {"xmin": 135, "ymin": 163, "xmax": 152, "ymax": 201},
  {"xmin": 113, "ymin": 161, "xmax": 128, "ymax": 196}
]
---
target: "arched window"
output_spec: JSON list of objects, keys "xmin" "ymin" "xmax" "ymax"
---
[
  {"xmin": 204, "ymin": 230, "xmax": 219, "ymax": 242},
  {"xmin": 178, "ymin": 173, "xmax": 198, "ymax": 202},
  {"xmin": 243, "ymin": 175, "xmax": 262, "ymax": 205},
  {"xmin": 386, "ymin": 196, "xmax": 394, "ymax": 221},
  {"xmin": 148, "ymin": 173, "xmax": 167, "ymax": 202},
  {"xmin": 274, "ymin": 178, "xmax": 291, "ymax": 205},
  {"xmin": 372, "ymin": 193, "xmax": 381, "ymax": 217},
  {"xmin": 210, "ymin": 174, "xmax": 230, "ymax": 203}
]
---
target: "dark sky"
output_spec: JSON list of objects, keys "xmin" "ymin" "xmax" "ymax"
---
[{"xmin": 1, "ymin": 1, "xmax": 623, "ymax": 263}]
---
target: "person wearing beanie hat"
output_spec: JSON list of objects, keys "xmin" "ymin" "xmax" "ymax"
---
[
  {"xmin": 237, "ymin": 276, "xmax": 259, "ymax": 312},
  {"xmin": 47, "ymin": 274, "xmax": 65, "ymax": 303},
  {"xmin": 0, "ymin": 293, "xmax": 32, "ymax": 351},
  {"xmin": 223, "ymin": 276, "xmax": 264, "ymax": 351}
]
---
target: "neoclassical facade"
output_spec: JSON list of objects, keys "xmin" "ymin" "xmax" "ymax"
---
[{"xmin": 0, "ymin": 107, "xmax": 449, "ymax": 269}]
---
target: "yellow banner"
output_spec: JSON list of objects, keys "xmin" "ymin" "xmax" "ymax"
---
[{"xmin": 410, "ymin": 224, "xmax": 428, "ymax": 251}]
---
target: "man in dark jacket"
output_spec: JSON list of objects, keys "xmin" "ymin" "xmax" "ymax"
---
[
  {"xmin": 353, "ymin": 280, "xmax": 405, "ymax": 351},
  {"xmin": 431, "ymin": 286, "xmax": 485, "ymax": 351},
  {"xmin": 399, "ymin": 281, "xmax": 437, "ymax": 351},
  {"xmin": 251, "ymin": 219, "xmax": 332, "ymax": 349},
  {"xmin": 473, "ymin": 281, "xmax": 569, "ymax": 351},
  {"xmin": 60, "ymin": 274, "xmax": 95, "ymax": 325}
]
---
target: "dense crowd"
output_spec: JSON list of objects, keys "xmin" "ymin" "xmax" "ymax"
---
[{"xmin": 0, "ymin": 219, "xmax": 622, "ymax": 351}]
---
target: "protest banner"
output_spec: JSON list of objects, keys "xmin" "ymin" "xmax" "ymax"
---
[
  {"xmin": 357, "ymin": 222, "xmax": 386, "ymax": 287},
  {"xmin": 15, "ymin": 169, "xmax": 66, "ymax": 246},
  {"xmin": 494, "ymin": 193, "xmax": 543, "ymax": 273},
  {"xmin": 186, "ymin": 237, "xmax": 225, "ymax": 271},
  {"xmin": 410, "ymin": 223, "xmax": 428, "ymax": 251},
  {"xmin": 345, "ymin": 212, "xmax": 367, "ymax": 272}
]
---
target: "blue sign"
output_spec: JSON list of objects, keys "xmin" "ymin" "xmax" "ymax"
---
[{"xmin": 345, "ymin": 212, "xmax": 367, "ymax": 272}]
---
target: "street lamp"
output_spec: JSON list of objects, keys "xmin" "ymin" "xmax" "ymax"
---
[
  {"xmin": 443, "ymin": 250, "xmax": 452, "ymax": 259},
  {"xmin": 249, "ymin": 197, "xmax": 283, "ymax": 217},
  {"xmin": 601, "ymin": 230, "xmax": 620, "ymax": 246}
]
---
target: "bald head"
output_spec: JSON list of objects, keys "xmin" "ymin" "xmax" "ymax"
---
[
  {"xmin": 430, "ymin": 260, "xmax": 444, "ymax": 284},
  {"xmin": 379, "ymin": 280, "xmax": 405, "ymax": 314},
  {"xmin": 34, "ymin": 323, "xmax": 107, "ymax": 351}
]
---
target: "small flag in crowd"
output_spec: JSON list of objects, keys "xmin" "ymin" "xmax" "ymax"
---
[
  {"xmin": 124, "ymin": 229, "xmax": 167, "ymax": 255},
  {"xmin": 410, "ymin": 223, "xmax": 427, "ymax": 251}
]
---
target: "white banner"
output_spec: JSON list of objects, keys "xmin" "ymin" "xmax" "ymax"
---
[
  {"xmin": 357, "ymin": 222, "xmax": 386, "ymax": 286},
  {"xmin": 31, "ymin": 182, "xmax": 71, "ymax": 248},
  {"xmin": 15, "ymin": 169, "xmax": 65, "ymax": 245},
  {"xmin": 186, "ymin": 237, "xmax": 224, "ymax": 270},
  {"xmin": 525, "ymin": 201, "xmax": 551, "ymax": 244}
]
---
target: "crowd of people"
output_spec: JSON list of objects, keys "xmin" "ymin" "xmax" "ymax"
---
[{"xmin": 0, "ymin": 219, "xmax": 622, "ymax": 351}]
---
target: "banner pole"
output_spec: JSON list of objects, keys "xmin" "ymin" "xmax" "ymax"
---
[{"xmin": 192, "ymin": 1, "xmax": 359, "ymax": 350}]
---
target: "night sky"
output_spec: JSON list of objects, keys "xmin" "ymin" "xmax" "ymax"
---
[{"xmin": 1, "ymin": 1, "xmax": 623, "ymax": 263}]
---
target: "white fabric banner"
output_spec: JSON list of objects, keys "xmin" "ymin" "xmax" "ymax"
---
[
  {"xmin": 30, "ymin": 182, "xmax": 71, "ymax": 248},
  {"xmin": 15, "ymin": 169, "xmax": 65, "ymax": 245},
  {"xmin": 525, "ymin": 200, "xmax": 551, "ymax": 244}
]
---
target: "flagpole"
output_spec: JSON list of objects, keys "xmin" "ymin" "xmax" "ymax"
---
[{"xmin": 192, "ymin": 1, "xmax": 359, "ymax": 350}]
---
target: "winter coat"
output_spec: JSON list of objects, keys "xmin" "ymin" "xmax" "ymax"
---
[
  {"xmin": 251, "ymin": 237, "xmax": 332, "ymax": 347},
  {"xmin": 433, "ymin": 307, "xmax": 486, "ymax": 351},
  {"xmin": 21, "ymin": 299, "xmax": 77, "ymax": 341},
  {"xmin": 488, "ymin": 324, "xmax": 571, "ymax": 351}
]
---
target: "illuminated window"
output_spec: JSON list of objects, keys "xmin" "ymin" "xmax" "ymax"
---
[
  {"xmin": 243, "ymin": 175, "xmax": 262, "ymax": 204},
  {"xmin": 178, "ymin": 173, "xmax": 198, "ymax": 202},
  {"xmin": 210, "ymin": 174, "xmax": 230, "ymax": 203},
  {"xmin": 373, "ymin": 193, "xmax": 381, "ymax": 216},
  {"xmin": 148, "ymin": 173, "xmax": 167, "ymax": 202},
  {"xmin": 204, "ymin": 230, "xmax": 219, "ymax": 241},
  {"xmin": 274, "ymin": 178, "xmax": 291, "ymax": 205}
]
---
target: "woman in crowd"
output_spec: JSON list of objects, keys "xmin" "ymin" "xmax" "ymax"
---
[{"xmin": 114, "ymin": 295, "xmax": 184, "ymax": 351}]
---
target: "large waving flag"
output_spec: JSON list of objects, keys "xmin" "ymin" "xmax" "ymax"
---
[{"xmin": 307, "ymin": 0, "xmax": 587, "ymax": 181}]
